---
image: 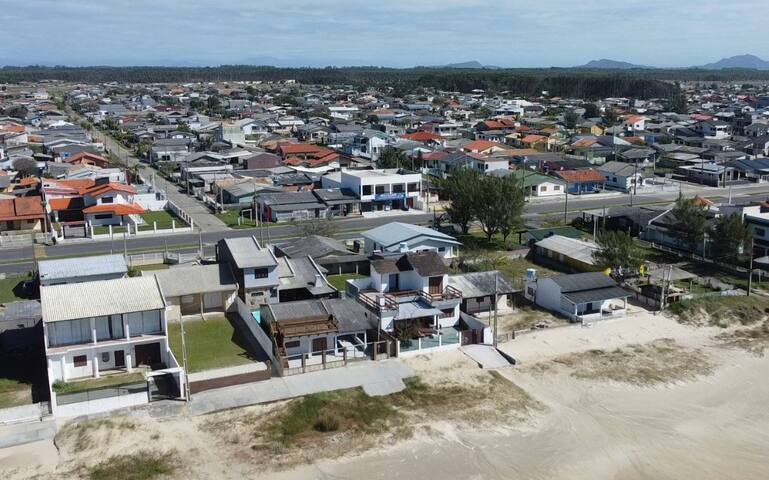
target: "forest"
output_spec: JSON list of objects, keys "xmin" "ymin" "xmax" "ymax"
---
[{"xmin": 2, "ymin": 65, "xmax": 768, "ymax": 99}]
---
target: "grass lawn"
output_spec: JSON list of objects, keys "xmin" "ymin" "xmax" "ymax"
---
[
  {"xmin": 216, "ymin": 209, "xmax": 257, "ymax": 229},
  {"xmin": 326, "ymin": 273, "xmax": 366, "ymax": 292},
  {"xmin": 457, "ymin": 230, "xmax": 527, "ymax": 252},
  {"xmin": 139, "ymin": 210, "xmax": 187, "ymax": 231},
  {"xmin": 92, "ymin": 225, "xmax": 128, "ymax": 235},
  {"xmin": 53, "ymin": 371, "xmax": 146, "ymax": 395},
  {"xmin": 167, "ymin": 317, "xmax": 255, "ymax": 373},
  {"xmin": 0, "ymin": 274, "xmax": 31, "ymax": 303},
  {"xmin": 137, "ymin": 264, "xmax": 169, "ymax": 272},
  {"xmin": 0, "ymin": 378, "xmax": 32, "ymax": 408}
]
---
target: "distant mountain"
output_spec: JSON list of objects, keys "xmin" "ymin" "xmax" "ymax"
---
[
  {"xmin": 576, "ymin": 59, "xmax": 651, "ymax": 70},
  {"xmin": 698, "ymin": 54, "xmax": 769, "ymax": 70},
  {"xmin": 428, "ymin": 61, "xmax": 501, "ymax": 69}
]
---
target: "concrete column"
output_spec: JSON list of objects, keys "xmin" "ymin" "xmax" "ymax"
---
[
  {"xmin": 126, "ymin": 351, "xmax": 133, "ymax": 372},
  {"xmin": 93, "ymin": 355, "xmax": 100, "ymax": 378},
  {"xmin": 91, "ymin": 317, "xmax": 97, "ymax": 344},
  {"xmin": 124, "ymin": 314, "xmax": 130, "ymax": 339},
  {"xmin": 60, "ymin": 356, "xmax": 67, "ymax": 381}
]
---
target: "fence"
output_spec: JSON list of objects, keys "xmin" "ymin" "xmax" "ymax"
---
[
  {"xmin": 279, "ymin": 340, "xmax": 391, "ymax": 376},
  {"xmin": 188, "ymin": 363, "xmax": 271, "ymax": 394},
  {"xmin": 54, "ymin": 381, "xmax": 148, "ymax": 406}
]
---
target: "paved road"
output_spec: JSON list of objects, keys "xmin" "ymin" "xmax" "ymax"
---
[{"xmin": 92, "ymin": 129, "xmax": 228, "ymax": 232}]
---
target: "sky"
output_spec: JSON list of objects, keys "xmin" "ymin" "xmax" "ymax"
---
[{"xmin": 0, "ymin": 0, "xmax": 766, "ymax": 68}]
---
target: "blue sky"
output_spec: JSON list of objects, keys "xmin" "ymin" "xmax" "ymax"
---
[{"xmin": 0, "ymin": 0, "xmax": 765, "ymax": 68}]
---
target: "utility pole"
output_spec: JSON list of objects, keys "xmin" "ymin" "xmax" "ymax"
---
[
  {"xmin": 563, "ymin": 182, "xmax": 569, "ymax": 224},
  {"xmin": 179, "ymin": 314, "xmax": 191, "ymax": 402},
  {"xmin": 748, "ymin": 236, "xmax": 755, "ymax": 296},
  {"xmin": 493, "ymin": 272, "xmax": 499, "ymax": 348}
]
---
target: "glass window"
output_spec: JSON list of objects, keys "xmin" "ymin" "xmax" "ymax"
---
[
  {"xmin": 128, "ymin": 312, "xmax": 143, "ymax": 337},
  {"xmin": 142, "ymin": 310, "xmax": 161, "ymax": 334},
  {"xmin": 101, "ymin": 196, "xmax": 114, "ymax": 204},
  {"xmin": 375, "ymin": 185, "xmax": 386, "ymax": 195},
  {"xmin": 95, "ymin": 316, "xmax": 110, "ymax": 341},
  {"xmin": 110, "ymin": 315, "xmax": 124, "ymax": 339},
  {"xmin": 254, "ymin": 268, "xmax": 268, "ymax": 279},
  {"xmin": 74, "ymin": 355, "xmax": 87, "ymax": 367},
  {"xmin": 362, "ymin": 185, "xmax": 372, "ymax": 196},
  {"xmin": 49, "ymin": 318, "xmax": 91, "ymax": 347}
]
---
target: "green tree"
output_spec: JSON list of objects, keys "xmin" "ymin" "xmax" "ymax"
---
[
  {"xmin": 495, "ymin": 175, "xmax": 525, "ymax": 243},
  {"xmin": 12, "ymin": 157, "xmax": 38, "ymax": 177},
  {"xmin": 603, "ymin": 108, "xmax": 618, "ymax": 126},
  {"xmin": 176, "ymin": 122, "xmax": 191, "ymax": 133},
  {"xmin": 377, "ymin": 147, "xmax": 408, "ymax": 169},
  {"xmin": 711, "ymin": 214, "xmax": 750, "ymax": 264},
  {"xmin": 583, "ymin": 102, "xmax": 600, "ymax": 119},
  {"xmin": 667, "ymin": 93, "xmax": 688, "ymax": 114},
  {"xmin": 564, "ymin": 110, "xmax": 580, "ymax": 130},
  {"xmin": 671, "ymin": 196, "xmax": 708, "ymax": 253},
  {"xmin": 592, "ymin": 230, "xmax": 646, "ymax": 276},
  {"xmin": 442, "ymin": 168, "xmax": 480, "ymax": 234}
]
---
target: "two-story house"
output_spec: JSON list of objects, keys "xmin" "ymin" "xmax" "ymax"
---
[
  {"xmin": 41, "ymin": 276, "xmax": 179, "ymax": 411},
  {"xmin": 216, "ymin": 236, "xmax": 280, "ymax": 307},
  {"xmin": 321, "ymin": 168, "xmax": 422, "ymax": 213}
]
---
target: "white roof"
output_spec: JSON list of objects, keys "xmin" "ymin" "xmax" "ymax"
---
[
  {"xmin": 361, "ymin": 222, "xmax": 461, "ymax": 249},
  {"xmin": 41, "ymin": 276, "xmax": 165, "ymax": 323},
  {"xmin": 535, "ymin": 235, "xmax": 598, "ymax": 265},
  {"xmin": 38, "ymin": 254, "xmax": 127, "ymax": 282}
]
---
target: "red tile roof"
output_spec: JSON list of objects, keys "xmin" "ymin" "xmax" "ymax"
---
[
  {"xmin": 82, "ymin": 182, "xmax": 137, "ymax": 197},
  {"xmin": 48, "ymin": 197, "xmax": 83, "ymax": 211},
  {"xmin": 64, "ymin": 152, "xmax": 109, "ymax": 167},
  {"xmin": 83, "ymin": 203, "xmax": 145, "ymax": 215},
  {"xmin": 521, "ymin": 134, "xmax": 547, "ymax": 144},
  {"xmin": 462, "ymin": 140, "xmax": 507, "ymax": 153},
  {"xmin": 0, "ymin": 196, "xmax": 45, "ymax": 221},
  {"xmin": 401, "ymin": 131, "xmax": 443, "ymax": 142},
  {"xmin": 553, "ymin": 169, "xmax": 606, "ymax": 183}
]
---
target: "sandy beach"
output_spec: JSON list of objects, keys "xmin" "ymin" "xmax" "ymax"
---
[{"xmin": 3, "ymin": 311, "xmax": 769, "ymax": 480}]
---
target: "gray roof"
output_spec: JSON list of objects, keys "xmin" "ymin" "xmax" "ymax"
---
[
  {"xmin": 362, "ymin": 222, "xmax": 460, "ymax": 249},
  {"xmin": 563, "ymin": 286, "xmax": 630, "ymax": 305},
  {"xmin": 599, "ymin": 161, "xmax": 642, "ymax": 176},
  {"xmin": 41, "ymin": 276, "xmax": 165, "ymax": 323},
  {"xmin": 535, "ymin": 235, "xmax": 599, "ymax": 266},
  {"xmin": 322, "ymin": 298, "xmax": 376, "ymax": 332},
  {"xmin": 153, "ymin": 263, "xmax": 237, "ymax": 297},
  {"xmin": 278, "ymin": 235, "xmax": 352, "ymax": 259},
  {"xmin": 371, "ymin": 251, "xmax": 448, "ymax": 277},
  {"xmin": 269, "ymin": 299, "xmax": 329, "ymax": 321},
  {"xmin": 448, "ymin": 271, "xmax": 517, "ymax": 298},
  {"xmin": 551, "ymin": 272, "xmax": 616, "ymax": 292},
  {"xmin": 38, "ymin": 254, "xmax": 127, "ymax": 282},
  {"xmin": 277, "ymin": 257, "xmax": 335, "ymax": 296},
  {"xmin": 222, "ymin": 237, "xmax": 277, "ymax": 269}
]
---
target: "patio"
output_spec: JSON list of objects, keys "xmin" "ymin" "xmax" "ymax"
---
[{"xmin": 398, "ymin": 326, "xmax": 461, "ymax": 354}]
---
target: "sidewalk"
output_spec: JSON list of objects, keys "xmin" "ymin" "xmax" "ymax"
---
[{"xmin": 187, "ymin": 359, "xmax": 413, "ymax": 416}]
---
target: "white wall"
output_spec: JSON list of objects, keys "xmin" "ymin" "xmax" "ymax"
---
[
  {"xmin": 53, "ymin": 391, "xmax": 148, "ymax": 418},
  {"xmin": 533, "ymin": 278, "xmax": 563, "ymax": 314}
]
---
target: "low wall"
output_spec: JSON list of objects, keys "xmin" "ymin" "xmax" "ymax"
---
[
  {"xmin": 235, "ymin": 297, "xmax": 275, "ymax": 363},
  {"xmin": 53, "ymin": 391, "xmax": 149, "ymax": 417},
  {"xmin": 0, "ymin": 402, "xmax": 46, "ymax": 425},
  {"xmin": 188, "ymin": 364, "xmax": 271, "ymax": 394}
]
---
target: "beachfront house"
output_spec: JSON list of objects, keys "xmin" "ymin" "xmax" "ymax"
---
[{"xmin": 524, "ymin": 271, "xmax": 630, "ymax": 322}]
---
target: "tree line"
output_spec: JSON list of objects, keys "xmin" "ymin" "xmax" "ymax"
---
[{"xmin": 0, "ymin": 65, "xmax": 691, "ymax": 99}]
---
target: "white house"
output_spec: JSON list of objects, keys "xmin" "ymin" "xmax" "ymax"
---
[
  {"xmin": 41, "ymin": 276, "xmax": 183, "ymax": 413},
  {"xmin": 323, "ymin": 168, "xmax": 422, "ymax": 212},
  {"xmin": 524, "ymin": 271, "xmax": 630, "ymax": 322},
  {"xmin": 598, "ymin": 161, "xmax": 648, "ymax": 192},
  {"xmin": 360, "ymin": 221, "xmax": 461, "ymax": 260}
]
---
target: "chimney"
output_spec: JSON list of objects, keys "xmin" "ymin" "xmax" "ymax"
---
[
  {"xmin": 399, "ymin": 242, "xmax": 409, "ymax": 253},
  {"xmin": 314, "ymin": 274, "xmax": 324, "ymax": 288}
]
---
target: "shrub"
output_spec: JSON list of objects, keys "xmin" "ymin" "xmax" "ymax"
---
[{"xmin": 313, "ymin": 413, "xmax": 341, "ymax": 433}]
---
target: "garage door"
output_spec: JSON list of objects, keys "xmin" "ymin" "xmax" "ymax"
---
[{"xmin": 203, "ymin": 292, "xmax": 223, "ymax": 310}]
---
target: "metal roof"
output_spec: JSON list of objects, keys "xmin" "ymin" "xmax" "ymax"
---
[
  {"xmin": 38, "ymin": 254, "xmax": 127, "ymax": 282},
  {"xmin": 550, "ymin": 272, "xmax": 617, "ymax": 293},
  {"xmin": 222, "ymin": 237, "xmax": 277, "ymax": 269},
  {"xmin": 448, "ymin": 271, "xmax": 517, "ymax": 298},
  {"xmin": 153, "ymin": 263, "xmax": 237, "ymax": 298},
  {"xmin": 564, "ymin": 286, "xmax": 630, "ymax": 305},
  {"xmin": 41, "ymin": 276, "xmax": 165, "ymax": 323},
  {"xmin": 362, "ymin": 222, "xmax": 460, "ymax": 248},
  {"xmin": 535, "ymin": 235, "xmax": 599, "ymax": 265}
]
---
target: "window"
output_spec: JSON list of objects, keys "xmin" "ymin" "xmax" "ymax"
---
[
  {"xmin": 48, "ymin": 318, "xmax": 92, "ymax": 347},
  {"xmin": 127, "ymin": 310, "xmax": 162, "ymax": 337},
  {"xmin": 755, "ymin": 228, "xmax": 766, "ymax": 238},
  {"xmin": 101, "ymin": 196, "xmax": 114, "ymax": 204},
  {"xmin": 94, "ymin": 214, "xmax": 113, "ymax": 220},
  {"xmin": 362, "ymin": 185, "xmax": 372, "ymax": 196},
  {"xmin": 392, "ymin": 184, "xmax": 405, "ymax": 193},
  {"xmin": 554, "ymin": 185, "xmax": 561, "ymax": 191},
  {"xmin": 438, "ymin": 247, "xmax": 446, "ymax": 252},
  {"xmin": 375, "ymin": 185, "xmax": 386, "ymax": 195},
  {"xmin": 254, "ymin": 268, "xmax": 268, "ymax": 279},
  {"xmin": 540, "ymin": 186, "xmax": 547, "ymax": 192},
  {"xmin": 407, "ymin": 182, "xmax": 419, "ymax": 192},
  {"xmin": 74, "ymin": 355, "xmax": 87, "ymax": 368},
  {"xmin": 285, "ymin": 340, "xmax": 300, "ymax": 349},
  {"xmin": 101, "ymin": 352, "xmax": 110, "ymax": 363},
  {"xmin": 439, "ymin": 308, "xmax": 454, "ymax": 319}
]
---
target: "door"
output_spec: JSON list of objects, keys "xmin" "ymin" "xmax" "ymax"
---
[
  {"xmin": 429, "ymin": 276, "xmax": 443, "ymax": 295},
  {"xmin": 312, "ymin": 337, "xmax": 327, "ymax": 354},
  {"xmin": 388, "ymin": 273, "xmax": 399, "ymax": 292},
  {"xmin": 134, "ymin": 342, "xmax": 162, "ymax": 367},
  {"xmin": 114, "ymin": 350, "xmax": 126, "ymax": 368}
]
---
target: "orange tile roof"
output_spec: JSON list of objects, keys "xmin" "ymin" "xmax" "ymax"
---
[
  {"xmin": 0, "ymin": 196, "xmax": 45, "ymax": 221},
  {"xmin": 64, "ymin": 152, "xmax": 109, "ymax": 166},
  {"xmin": 278, "ymin": 143, "xmax": 325, "ymax": 156},
  {"xmin": 82, "ymin": 182, "xmax": 137, "ymax": 197},
  {"xmin": 48, "ymin": 197, "xmax": 83, "ymax": 211},
  {"xmin": 553, "ymin": 169, "xmax": 606, "ymax": 183},
  {"xmin": 462, "ymin": 140, "xmax": 507, "ymax": 153},
  {"xmin": 401, "ymin": 131, "xmax": 443, "ymax": 142},
  {"xmin": 521, "ymin": 134, "xmax": 547, "ymax": 144},
  {"xmin": 83, "ymin": 203, "xmax": 145, "ymax": 215}
]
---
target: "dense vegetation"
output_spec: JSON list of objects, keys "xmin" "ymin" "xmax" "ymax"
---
[{"xmin": 0, "ymin": 65, "xmax": 722, "ymax": 99}]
